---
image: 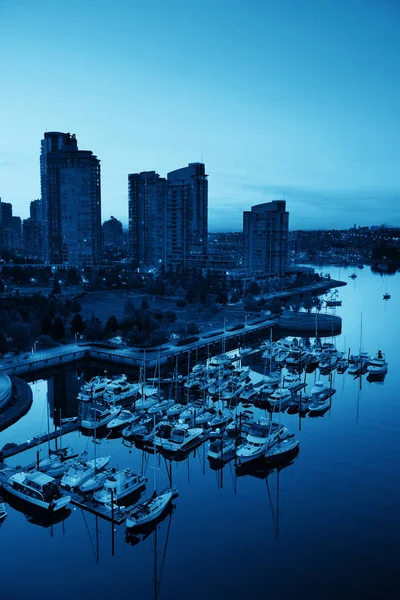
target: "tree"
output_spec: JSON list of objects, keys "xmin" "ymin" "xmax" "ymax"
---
[
  {"xmin": 84, "ymin": 314, "xmax": 104, "ymax": 341},
  {"xmin": 8, "ymin": 322, "xmax": 32, "ymax": 352},
  {"xmin": 105, "ymin": 315, "xmax": 119, "ymax": 332},
  {"xmin": 52, "ymin": 278, "xmax": 61, "ymax": 295},
  {"xmin": 164, "ymin": 310, "xmax": 177, "ymax": 324},
  {"xmin": 51, "ymin": 317, "xmax": 65, "ymax": 341},
  {"xmin": 248, "ymin": 281, "xmax": 260, "ymax": 295},
  {"xmin": 40, "ymin": 315, "xmax": 52, "ymax": 335},
  {"xmin": 141, "ymin": 298, "xmax": 149, "ymax": 310},
  {"xmin": 71, "ymin": 312, "xmax": 85, "ymax": 335},
  {"xmin": 0, "ymin": 332, "xmax": 9, "ymax": 356},
  {"xmin": 186, "ymin": 321, "xmax": 200, "ymax": 335},
  {"xmin": 70, "ymin": 298, "xmax": 82, "ymax": 313}
]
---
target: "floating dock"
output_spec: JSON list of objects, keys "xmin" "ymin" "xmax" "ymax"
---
[{"xmin": 0, "ymin": 421, "xmax": 80, "ymax": 459}]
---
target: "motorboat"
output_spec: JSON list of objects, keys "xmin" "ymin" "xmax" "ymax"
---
[
  {"xmin": 133, "ymin": 394, "xmax": 160, "ymax": 411},
  {"xmin": 147, "ymin": 399, "xmax": 175, "ymax": 415},
  {"xmin": 0, "ymin": 496, "xmax": 7, "ymax": 520},
  {"xmin": 274, "ymin": 349, "xmax": 290, "ymax": 365},
  {"xmin": 38, "ymin": 447, "xmax": 78, "ymax": 472},
  {"xmin": 318, "ymin": 352, "xmax": 338, "ymax": 371},
  {"xmin": 220, "ymin": 380, "xmax": 246, "ymax": 402},
  {"xmin": 154, "ymin": 425, "xmax": 205, "ymax": 452},
  {"xmin": 308, "ymin": 397, "xmax": 331, "ymax": 414},
  {"xmin": 383, "ymin": 293, "xmax": 391, "ymax": 300},
  {"xmin": 77, "ymin": 376, "xmax": 112, "ymax": 402},
  {"xmin": 239, "ymin": 346, "xmax": 253, "ymax": 357},
  {"xmin": 367, "ymin": 351, "xmax": 388, "ymax": 376},
  {"xmin": 107, "ymin": 409, "xmax": 136, "ymax": 431},
  {"xmin": 128, "ymin": 415, "xmax": 164, "ymax": 443},
  {"xmin": 0, "ymin": 469, "xmax": 70, "ymax": 511},
  {"xmin": 46, "ymin": 451, "xmax": 88, "ymax": 478},
  {"xmin": 121, "ymin": 413, "xmax": 144, "ymax": 438},
  {"xmin": 286, "ymin": 349, "xmax": 309, "ymax": 368},
  {"xmin": 79, "ymin": 469, "xmax": 112, "ymax": 493},
  {"xmin": 310, "ymin": 380, "xmax": 333, "ymax": 399},
  {"xmin": 61, "ymin": 456, "xmax": 111, "ymax": 490},
  {"xmin": 207, "ymin": 435, "xmax": 237, "ymax": 462},
  {"xmin": 231, "ymin": 365, "xmax": 251, "ymax": 382},
  {"xmin": 348, "ymin": 352, "xmax": 371, "ymax": 375},
  {"xmin": 265, "ymin": 435, "xmax": 300, "ymax": 462},
  {"xmin": 166, "ymin": 403, "xmax": 185, "ymax": 418},
  {"xmin": 103, "ymin": 376, "xmax": 141, "ymax": 404},
  {"xmin": 125, "ymin": 487, "xmax": 178, "ymax": 529},
  {"xmin": 349, "ymin": 273, "xmax": 357, "ymax": 279},
  {"xmin": 93, "ymin": 469, "xmax": 147, "ymax": 505},
  {"xmin": 268, "ymin": 387, "xmax": 292, "ymax": 409},
  {"xmin": 236, "ymin": 421, "xmax": 287, "ymax": 464},
  {"xmin": 208, "ymin": 408, "xmax": 233, "ymax": 429},
  {"xmin": 208, "ymin": 377, "xmax": 230, "ymax": 396},
  {"xmin": 239, "ymin": 384, "xmax": 259, "ymax": 402},
  {"xmin": 180, "ymin": 404, "xmax": 206, "ymax": 421},
  {"xmin": 282, "ymin": 373, "xmax": 301, "ymax": 390},
  {"xmin": 80, "ymin": 403, "xmax": 121, "ymax": 430},
  {"xmin": 336, "ymin": 358, "xmax": 349, "ymax": 373},
  {"xmin": 262, "ymin": 371, "xmax": 281, "ymax": 387},
  {"xmin": 288, "ymin": 392, "xmax": 312, "ymax": 412}
]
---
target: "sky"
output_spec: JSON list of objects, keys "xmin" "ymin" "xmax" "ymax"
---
[{"xmin": 0, "ymin": 0, "xmax": 399, "ymax": 231}]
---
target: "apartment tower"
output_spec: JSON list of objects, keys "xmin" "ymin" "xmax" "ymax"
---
[{"xmin": 243, "ymin": 200, "xmax": 289, "ymax": 277}]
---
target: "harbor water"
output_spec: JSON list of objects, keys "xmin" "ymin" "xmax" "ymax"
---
[{"xmin": 0, "ymin": 265, "xmax": 399, "ymax": 600}]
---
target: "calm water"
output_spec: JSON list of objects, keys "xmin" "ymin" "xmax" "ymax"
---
[{"xmin": 1, "ymin": 265, "xmax": 399, "ymax": 600}]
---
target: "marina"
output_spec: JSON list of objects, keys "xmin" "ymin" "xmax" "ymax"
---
[{"xmin": 0, "ymin": 266, "xmax": 399, "ymax": 600}]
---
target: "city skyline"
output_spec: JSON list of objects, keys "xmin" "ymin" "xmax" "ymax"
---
[{"xmin": 1, "ymin": 0, "xmax": 399, "ymax": 230}]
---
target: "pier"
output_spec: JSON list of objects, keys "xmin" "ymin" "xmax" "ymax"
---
[{"xmin": 0, "ymin": 421, "xmax": 80, "ymax": 459}]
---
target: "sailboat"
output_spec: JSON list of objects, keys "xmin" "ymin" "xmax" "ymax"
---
[{"xmin": 125, "ymin": 416, "xmax": 178, "ymax": 529}]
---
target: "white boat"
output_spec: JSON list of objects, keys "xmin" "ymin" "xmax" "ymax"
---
[
  {"xmin": 231, "ymin": 365, "xmax": 251, "ymax": 382},
  {"xmin": 236, "ymin": 421, "xmax": 286, "ymax": 464},
  {"xmin": 126, "ymin": 487, "xmax": 178, "ymax": 529},
  {"xmin": 207, "ymin": 436, "xmax": 237, "ymax": 462},
  {"xmin": 93, "ymin": 469, "xmax": 147, "ymax": 505},
  {"xmin": 348, "ymin": 351, "xmax": 371, "ymax": 374},
  {"xmin": 134, "ymin": 395, "xmax": 159, "ymax": 411},
  {"xmin": 46, "ymin": 452, "xmax": 88, "ymax": 478},
  {"xmin": 239, "ymin": 384, "xmax": 259, "ymax": 402},
  {"xmin": 220, "ymin": 381, "xmax": 246, "ymax": 402},
  {"xmin": 61, "ymin": 456, "xmax": 111, "ymax": 490},
  {"xmin": 0, "ymin": 470, "xmax": 70, "ymax": 511},
  {"xmin": 180, "ymin": 404, "xmax": 206, "ymax": 421},
  {"xmin": 147, "ymin": 399, "xmax": 175, "ymax": 415},
  {"xmin": 262, "ymin": 372, "xmax": 281, "ymax": 387},
  {"xmin": 208, "ymin": 378, "xmax": 230, "ymax": 395},
  {"xmin": 166, "ymin": 403, "xmax": 185, "ymax": 417},
  {"xmin": 308, "ymin": 397, "xmax": 331, "ymax": 414},
  {"xmin": 274, "ymin": 350, "xmax": 289, "ymax": 365},
  {"xmin": 107, "ymin": 409, "xmax": 136, "ymax": 430},
  {"xmin": 286, "ymin": 349, "xmax": 308, "ymax": 367},
  {"xmin": 39, "ymin": 447, "xmax": 78, "ymax": 472},
  {"xmin": 0, "ymin": 496, "xmax": 8, "ymax": 520},
  {"xmin": 239, "ymin": 346, "xmax": 253, "ymax": 357},
  {"xmin": 282, "ymin": 373, "xmax": 301, "ymax": 390},
  {"xmin": 367, "ymin": 351, "xmax": 388, "ymax": 376},
  {"xmin": 154, "ymin": 425, "xmax": 204, "ymax": 452},
  {"xmin": 103, "ymin": 376, "xmax": 141, "ymax": 404},
  {"xmin": 268, "ymin": 387, "xmax": 292, "ymax": 409},
  {"xmin": 79, "ymin": 469, "xmax": 112, "ymax": 493},
  {"xmin": 265, "ymin": 435, "xmax": 300, "ymax": 462},
  {"xmin": 208, "ymin": 408, "xmax": 233, "ymax": 429},
  {"xmin": 310, "ymin": 380, "xmax": 331, "ymax": 399},
  {"xmin": 81, "ymin": 403, "xmax": 121, "ymax": 430},
  {"xmin": 78, "ymin": 376, "xmax": 111, "ymax": 402}
]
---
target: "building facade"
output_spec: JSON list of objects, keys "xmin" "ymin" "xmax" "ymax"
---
[
  {"xmin": 128, "ymin": 171, "xmax": 167, "ymax": 269},
  {"xmin": 0, "ymin": 201, "xmax": 22, "ymax": 251},
  {"xmin": 23, "ymin": 200, "xmax": 43, "ymax": 259},
  {"xmin": 40, "ymin": 132, "xmax": 102, "ymax": 267},
  {"xmin": 166, "ymin": 163, "xmax": 208, "ymax": 269},
  {"xmin": 102, "ymin": 216, "xmax": 124, "ymax": 249},
  {"xmin": 243, "ymin": 200, "xmax": 289, "ymax": 277}
]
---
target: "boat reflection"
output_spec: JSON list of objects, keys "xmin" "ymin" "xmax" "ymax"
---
[{"xmin": 1, "ymin": 489, "xmax": 72, "ymax": 528}]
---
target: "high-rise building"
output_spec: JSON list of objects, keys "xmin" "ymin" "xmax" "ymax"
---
[
  {"xmin": 40, "ymin": 132, "xmax": 102, "ymax": 266},
  {"xmin": 128, "ymin": 171, "xmax": 167, "ymax": 268},
  {"xmin": 0, "ymin": 202, "xmax": 22, "ymax": 251},
  {"xmin": 102, "ymin": 216, "xmax": 124, "ymax": 249},
  {"xmin": 166, "ymin": 163, "xmax": 208, "ymax": 269},
  {"xmin": 243, "ymin": 200, "xmax": 289, "ymax": 277},
  {"xmin": 23, "ymin": 199, "xmax": 43, "ymax": 259}
]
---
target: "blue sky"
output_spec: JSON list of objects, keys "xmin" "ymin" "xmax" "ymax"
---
[{"xmin": 0, "ymin": 0, "xmax": 399, "ymax": 230}]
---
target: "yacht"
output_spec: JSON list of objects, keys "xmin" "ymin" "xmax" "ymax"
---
[
  {"xmin": 367, "ymin": 351, "xmax": 388, "ymax": 376},
  {"xmin": 336, "ymin": 358, "xmax": 349, "ymax": 373},
  {"xmin": 274, "ymin": 349, "xmax": 290, "ymax": 365},
  {"xmin": 0, "ymin": 470, "xmax": 70, "ymax": 511},
  {"xmin": 107, "ymin": 409, "xmax": 136, "ymax": 431},
  {"xmin": 121, "ymin": 412, "xmax": 146, "ymax": 439},
  {"xmin": 208, "ymin": 435, "xmax": 237, "ymax": 462},
  {"xmin": 265, "ymin": 435, "xmax": 300, "ymax": 462},
  {"xmin": 103, "ymin": 376, "xmax": 141, "ymax": 404},
  {"xmin": 166, "ymin": 403, "xmax": 185, "ymax": 418},
  {"xmin": 208, "ymin": 408, "xmax": 233, "ymax": 429},
  {"xmin": 286, "ymin": 349, "xmax": 308, "ymax": 368},
  {"xmin": 77, "ymin": 376, "xmax": 111, "ymax": 402},
  {"xmin": 239, "ymin": 346, "xmax": 253, "ymax": 357},
  {"xmin": 134, "ymin": 394, "xmax": 160, "ymax": 411},
  {"xmin": 308, "ymin": 397, "xmax": 331, "ymax": 414},
  {"xmin": 93, "ymin": 469, "xmax": 147, "ymax": 505},
  {"xmin": 348, "ymin": 352, "xmax": 371, "ymax": 374},
  {"xmin": 79, "ymin": 469, "xmax": 112, "ymax": 493},
  {"xmin": 220, "ymin": 380, "xmax": 246, "ymax": 402},
  {"xmin": 310, "ymin": 380, "xmax": 333, "ymax": 399},
  {"xmin": 282, "ymin": 373, "xmax": 301, "ymax": 390},
  {"xmin": 39, "ymin": 447, "xmax": 78, "ymax": 472},
  {"xmin": 180, "ymin": 404, "xmax": 206, "ymax": 422},
  {"xmin": 318, "ymin": 352, "xmax": 338, "ymax": 371},
  {"xmin": 61, "ymin": 456, "xmax": 111, "ymax": 490},
  {"xmin": 236, "ymin": 421, "xmax": 287, "ymax": 464},
  {"xmin": 147, "ymin": 399, "xmax": 175, "ymax": 415},
  {"xmin": 154, "ymin": 425, "xmax": 205, "ymax": 453},
  {"xmin": 81, "ymin": 403, "xmax": 121, "ymax": 430},
  {"xmin": 268, "ymin": 387, "xmax": 292, "ymax": 409},
  {"xmin": 262, "ymin": 371, "xmax": 282, "ymax": 387},
  {"xmin": 126, "ymin": 487, "xmax": 178, "ymax": 529},
  {"xmin": 239, "ymin": 384, "xmax": 259, "ymax": 402}
]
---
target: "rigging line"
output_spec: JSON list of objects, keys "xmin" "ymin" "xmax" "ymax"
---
[
  {"xmin": 157, "ymin": 510, "xmax": 174, "ymax": 596},
  {"xmin": 80, "ymin": 508, "xmax": 97, "ymax": 561}
]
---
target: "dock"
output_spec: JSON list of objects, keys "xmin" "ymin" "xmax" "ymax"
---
[
  {"xmin": 69, "ymin": 491, "xmax": 127, "ymax": 524},
  {"xmin": 0, "ymin": 421, "xmax": 80, "ymax": 459}
]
